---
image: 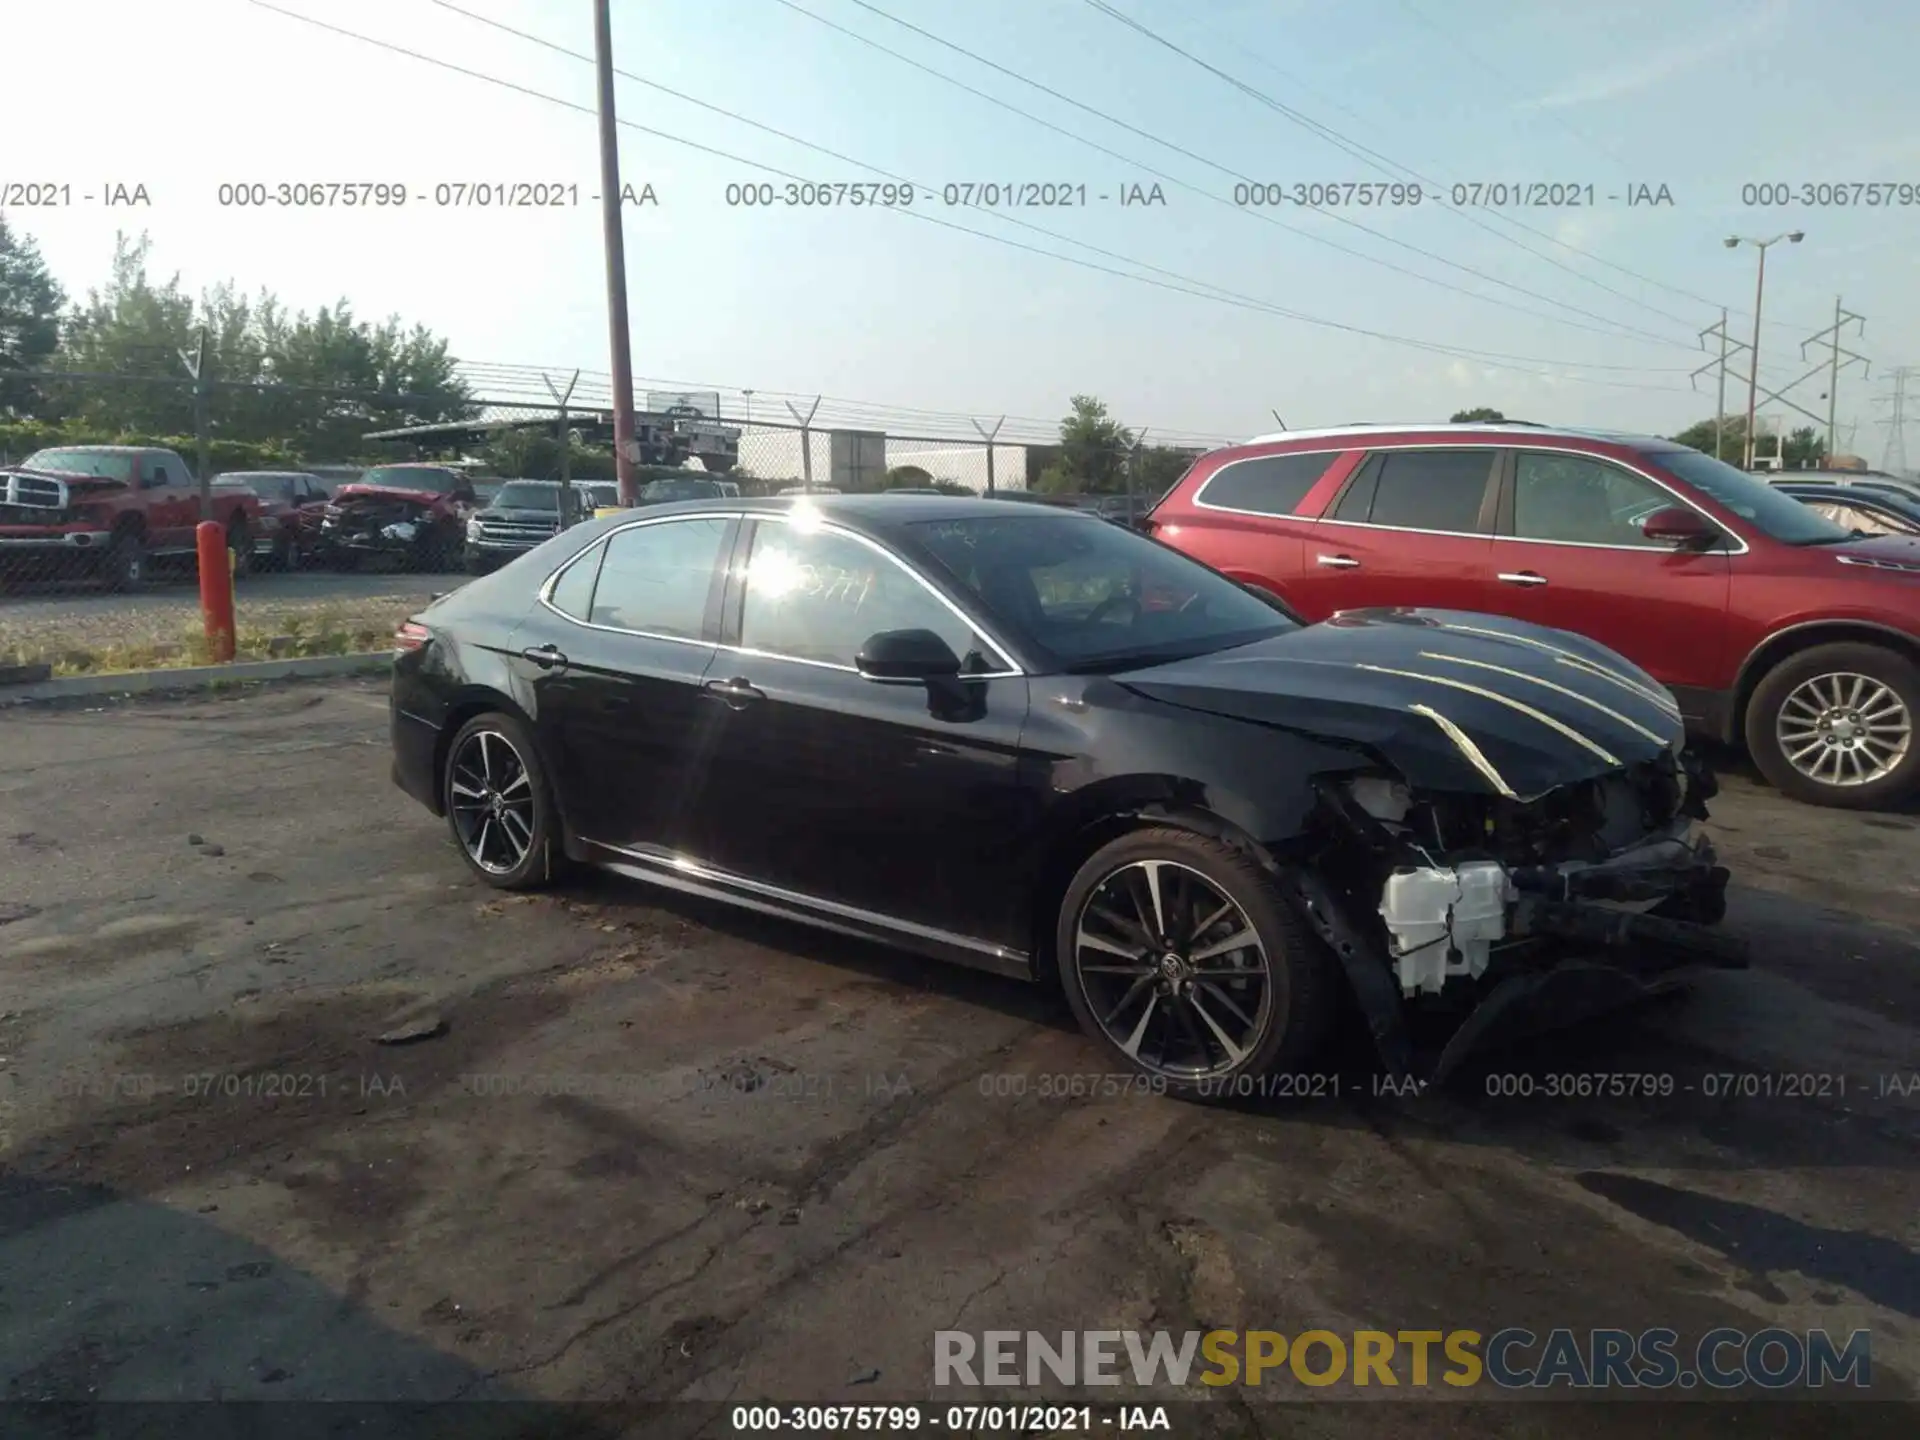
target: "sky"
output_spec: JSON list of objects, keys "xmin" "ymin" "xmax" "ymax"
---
[{"xmin": 4, "ymin": 0, "xmax": 1918, "ymax": 454}]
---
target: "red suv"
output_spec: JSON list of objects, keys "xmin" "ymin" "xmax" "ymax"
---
[{"xmin": 1148, "ymin": 423, "xmax": 1920, "ymax": 809}]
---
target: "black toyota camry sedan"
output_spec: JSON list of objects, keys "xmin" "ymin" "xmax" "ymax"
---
[{"xmin": 389, "ymin": 494, "xmax": 1742, "ymax": 1092}]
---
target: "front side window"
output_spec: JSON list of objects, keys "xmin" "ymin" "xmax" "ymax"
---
[
  {"xmin": 587, "ymin": 517, "xmax": 729, "ymax": 637},
  {"xmin": 909, "ymin": 512, "xmax": 1294, "ymax": 672},
  {"xmin": 1643, "ymin": 447, "xmax": 1850, "ymax": 545},
  {"xmin": 1510, "ymin": 452, "xmax": 1672, "ymax": 546},
  {"xmin": 738, "ymin": 522, "xmax": 999, "ymax": 671}
]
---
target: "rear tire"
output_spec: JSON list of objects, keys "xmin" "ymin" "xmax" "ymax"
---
[
  {"xmin": 441, "ymin": 712, "xmax": 566, "ymax": 890},
  {"xmin": 1054, "ymin": 827, "xmax": 1332, "ymax": 1101},
  {"xmin": 1745, "ymin": 642, "xmax": 1920, "ymax": 809}
]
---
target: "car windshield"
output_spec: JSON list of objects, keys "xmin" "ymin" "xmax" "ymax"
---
[
  {"xmin": 217, "ymin": 474, "xmax": 297, "ymax": 501},
  {"xmin": 495, "ymin": 482, "xmax": 560, "ymax": 509},
  {"xmin": 907, "ymin": 512, "xmax": 1297, "ymax": 671},
  {"xmin": 361, "ymin": 466, "xmax": 460, "ymax": 493},
  {"xmin": 1645, "ymin": 447, "xmax": 1852, "ymax": 544},
  {"xmin": 640, "ymin": 478, "xmax": 722, "ymax": 502},
  {"xmin": 22, "ymin": 448, "xmax": 136, "ymax": 481}
]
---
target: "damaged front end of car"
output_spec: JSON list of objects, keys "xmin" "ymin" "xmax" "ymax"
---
[
  {"xmin": 318, "ymin": 496, "xmax": 432, "ymax": 554},
  {"xmin": 1282, "ymin": 743, "xmax": 1740, "ymax": 1086}
]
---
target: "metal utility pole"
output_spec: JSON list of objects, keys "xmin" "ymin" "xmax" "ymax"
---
[
  {"xmin": 1725, "ymin": 231, "xmax": 1803, "ymax": 468},
  {"xmin": 179, "ymin": 329, "xmax": 212, "ymax": 519},
  {"xmin": 741, "ymin": 389, "xmax": 754, "ymax": 426},
  {"xmin": 544, "ymin": 370, "xmax": 580, "ymax": 489},
  {"xmin": 970, "ymin": 416, "xmax": 1005, "ymax": 494},
  {"xmin": 786, "ymin": 397, "xmax": 821, "ymax": 490},
  {"xmin": 1876, "ymin": 367, "xmax": 1914, "ymax": 475},
  {"xmin": 1798, "ymin": 297, "xmax": 1867, "ymax": 466},
  {"xmin": 593, "ymin": 0, "xmax": 639, "ymax": 506}
]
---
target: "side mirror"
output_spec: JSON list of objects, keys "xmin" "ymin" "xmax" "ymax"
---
[
  {"xmin": 856, "ymin": 628, "xmax": 962, "ymax": 682},
  {"xmin": 1641, "ymin": 505, "xmax": 1716, "ymax": 548}
]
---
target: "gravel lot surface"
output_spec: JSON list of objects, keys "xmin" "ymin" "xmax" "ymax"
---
[
  {"xmin": 0, "ymin": 572, "xmax": 462, "ymax": 661},
  {"xmin": 0, "ymin": 677, "xmax": 1915, "ymax": 1436}
]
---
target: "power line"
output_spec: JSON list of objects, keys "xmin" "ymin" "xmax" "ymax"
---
[
  {"xmin": 1385, "ymin": 0, "xmax": 1806, "ymax": 339},
  {"xmin": 1077, "ymin": 0, "xmax": 1728, "ymax": 336},
  {"xmin": 248, "ymin": 0, "xmax": 1698, "ymax": 397},
  {"xmin": 811, "ymin": 0, "xmax": 1696, "ymax": 352},
  {"xmin": 444, "ymin": 0, "xmax": 1686, "ymax": 357}
]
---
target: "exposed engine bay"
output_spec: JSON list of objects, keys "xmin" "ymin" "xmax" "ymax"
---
[{"xmin": 1287, "ymin": 745, "xmax": 1743, "ymax": 1081}]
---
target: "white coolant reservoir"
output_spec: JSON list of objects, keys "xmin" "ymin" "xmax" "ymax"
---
[{"xmin": 1378, "ymin": 861, "xmax": 1512, "ymax": 997}]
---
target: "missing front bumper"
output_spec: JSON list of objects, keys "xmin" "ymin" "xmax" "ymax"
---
[{"xmin": 1287, "ymin": 828, "xmax": 1745, "ymax": 1087}]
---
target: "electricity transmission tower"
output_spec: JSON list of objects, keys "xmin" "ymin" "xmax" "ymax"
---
[
  {"xmin": 1692, "ymin": 310, "xmax": 1753, "ymax": 463},
  {"xmin": 1875, "ymin": 367, "xmax": 1914, "ymax": 474},
  {"xmin": 1799, "ymin": 297, "xmax": 1867, "ymax": 463}
]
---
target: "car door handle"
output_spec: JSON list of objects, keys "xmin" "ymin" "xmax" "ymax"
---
[
  {"xmin": 703, "ymin": 676, "xmax": 765, "ymax": 708},
  {"xmin": 519, "ymin": 643, "xmax": 569, "ymax": 670},
  {"xmin": 1315, "ymin": 553, "xmax": 1360, "ymax": 569},
  {"xmin": 1497, "ymin": 571, "xmax": 1548, "ymax": 587}
]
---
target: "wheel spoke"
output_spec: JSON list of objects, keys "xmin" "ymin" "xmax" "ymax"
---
[
  {"xmin": 1196, "ymin": 978, "xmax": 1259, "ymax": 1031},
  {"xmin": 1102, "ymin": 973, "xmax": 1157, "ymax": 1030},
  {"xmin": 1186, "ymin": 990, "xmax": 1247, "ymax": 1067},
  {"xmin": 1189, "ymin": 928, "xmax": 1258, "ymax": 964},
  {"xmin": 1119, "ymin": 992, "xmax": 1160, "ymax": 1058},
  {"xmin": 1086, "ymin": 900, "xmax": 1152, "ymax": 950},
  {"xmin": 1077, "ymin": 927, "xmax": 1142, "ymax": 960}
]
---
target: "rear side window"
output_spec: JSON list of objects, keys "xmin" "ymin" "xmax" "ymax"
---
[
  {"xmin": 1196, "ymin": 452, "xmax": 1335, "ymax": 515},
  {"xmin": 589, "ymin": 516, "xmax": 729, "ymax": 637},
  {"xmin": 546, "ymin": 545, "xmax": 603, "ymax": 619},
  {"xmin": 1334, "ymin": 449, "xmax": 1495, "ymax": 533}
]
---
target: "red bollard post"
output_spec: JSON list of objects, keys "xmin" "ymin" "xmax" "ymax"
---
[{"xmin": 195, "ymin": 521, "xmax": 236, "ymax": 663}]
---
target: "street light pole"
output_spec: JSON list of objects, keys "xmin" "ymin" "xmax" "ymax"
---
[
  {"xmin": 1726, "ymin": 230, "xmax": 1803, "ymax": 470},
  {"xmin": 593, "ymin": 0, "xmax": 639, "ymax": 506}
]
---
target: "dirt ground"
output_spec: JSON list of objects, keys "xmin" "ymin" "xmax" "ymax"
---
[{"xmin": 1, "ymin": 676, "xmax": 1916, "ymax": 1437}]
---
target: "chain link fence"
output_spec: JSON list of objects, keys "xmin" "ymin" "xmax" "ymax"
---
[{"xmin": 0, "ymin": 376, "xmax": 1209, "ymax": 680}]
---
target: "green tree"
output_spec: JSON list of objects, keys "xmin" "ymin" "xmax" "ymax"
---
[
  {"xmin": 1670, "ymin": 415, "xmax": 1746, "ymax": 462},
  {"xmin": 50, "ymin": 230, "xmax": 474, "ymax": 461},
  {"xmin": 1450, "ymin": 406, "xmax": 1507, "ymax": 422},
  {"xmin": 883, "ymin": 464, "xmax": 934, "ymax": 489},
  {"xmin": 1036, "ymin": 394, "xmax": 1134, "ymax": 494},
  {"xmin": 0, "ymin": 217, "xmax": 66, "ymax": 417}
]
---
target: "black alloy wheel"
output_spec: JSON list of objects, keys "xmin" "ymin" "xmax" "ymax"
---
[
  {"xmin": 1055, "ymin": 828, "xmax": 1331, "ymax": 1099},
  {"xmin": 443, "ymin": 713, "xmax": 566, "ymax": 889}
]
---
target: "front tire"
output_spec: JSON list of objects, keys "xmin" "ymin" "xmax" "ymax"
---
[
  {"xmin": 1746, "ymin": 642, "xmax": 1920, "ymax": 809},
  {"xmin": 102, "ymin": 530, "xmax": 147, "ymax": 593},
  {"xmin": 1054, "ymin": 827, "xmax": 1332, "ymax": 1100},
  {"xmin": 442, "ymin": 712, "xmax": 566, "ymax": 890}
]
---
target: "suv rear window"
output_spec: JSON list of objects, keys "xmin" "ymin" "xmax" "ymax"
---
[
  {"xmin": 1197, "ymin": 452, "xmax": 1335, "ymax": 515},
  {"xmin": 1333, "ymin": 449, "xmax": 1495, "ymax": 533}
]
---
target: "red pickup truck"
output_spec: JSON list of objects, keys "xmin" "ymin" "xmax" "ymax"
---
[{"xmin": 0, "ymin": 445, "xmax": 264, "ymax": 590}]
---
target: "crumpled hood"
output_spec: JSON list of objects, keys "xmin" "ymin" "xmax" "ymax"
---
[
  {"xmin": 333, "ymin": 482, "xmax": 445, "ymax": 506},
  {"xmin": 1117, "ymin": 608, "xmax": 1685, "ymax": 800}
]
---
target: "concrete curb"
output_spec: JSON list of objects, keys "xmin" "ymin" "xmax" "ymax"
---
[{"xmin": 0, "ymin": 651, "xmax": 391, "ymax": 707}]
